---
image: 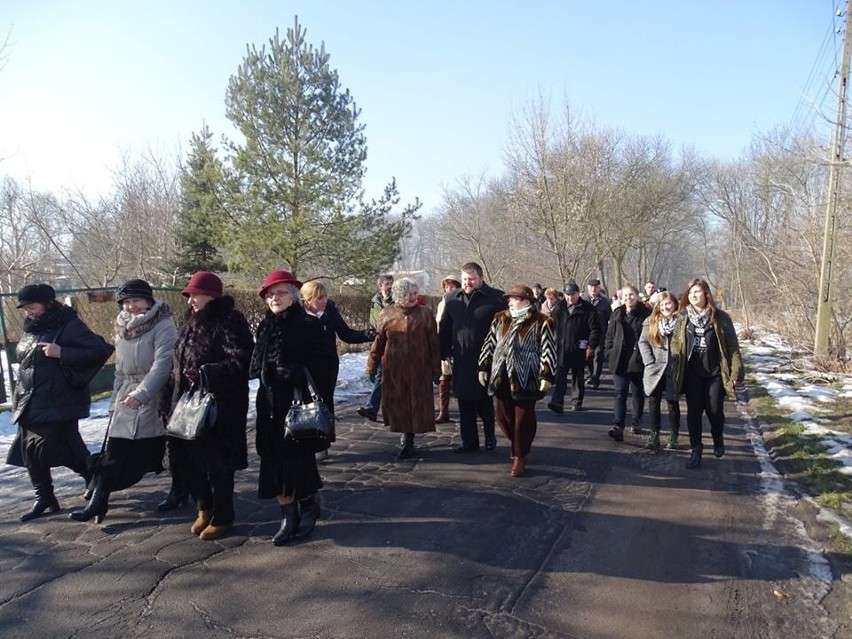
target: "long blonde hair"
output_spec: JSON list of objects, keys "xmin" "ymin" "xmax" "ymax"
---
[{"xmin": 647, "ymin": 291, "xmax": 679, "ymax": 348}]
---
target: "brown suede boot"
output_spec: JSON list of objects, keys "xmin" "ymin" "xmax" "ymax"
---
[
  {"xmin": 190, "ymin": 510, "xmax": 212, "ymax": 535},
  {"xmin": 434, "ymin": 378, "xmax": 451, "ymax": 423}
]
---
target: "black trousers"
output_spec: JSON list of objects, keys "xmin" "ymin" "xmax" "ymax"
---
[
  {"xmin": 684, "ymin": 373, "xmax": 725, "ymax": 449},
  {"xmin": 551, "ymin": 352, "xmax": 586, "ymax": 407},
  {"xmin": 188, "ymin": 468, "xmax": 235, "ymax": 527},
  {"xmin": 587, "ymin": 345, "xmax": 606, "ymax": 385},
  {"xmin": 647, "ymin": 379, "xmax": 681, "ymax": 433},
  {"xmin": 457, "ymin": 391, "xmax": 495, "ymax": 448}
]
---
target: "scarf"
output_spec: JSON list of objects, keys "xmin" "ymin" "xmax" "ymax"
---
[
  {"xmin": 686, "ymin": 305, "xmax": 709, "ymax": 329},
  {"xmin": 659, "ymin": 316, "xmax": 678, "ymax": 336}
]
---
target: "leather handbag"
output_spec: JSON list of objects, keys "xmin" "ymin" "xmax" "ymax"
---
[
  {"xmin": 165, "ymin": 368, "xmax": 217, "ymax": 440},
  {"xmin": 284, "ymin": 367, "xmax": 334, "ymax": 441}
]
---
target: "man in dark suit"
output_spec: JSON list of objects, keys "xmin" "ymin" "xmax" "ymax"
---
[{"xmin": 439, "ymin": 262, "xmax": 507, "ymax": 452}]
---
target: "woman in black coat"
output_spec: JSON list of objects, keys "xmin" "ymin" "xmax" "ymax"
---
[
  {"xmin": 7, "ymin": 284, "xmax": 113, "ymax": 522},
  {"xmin": 162, "ymin": 272, "xmax": 254, "ymax": 541},
  {"xmin": 250, "ymin": 270, "xmax": 336, "ymax": 546},
  {"xmin": 604, "ymin": 284, "xmax": 651, "ymax": 442}
]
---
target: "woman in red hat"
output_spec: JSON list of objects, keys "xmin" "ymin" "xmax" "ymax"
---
[
  {"xmin": 161, "ymin": 271, "xmax": 254, "ymax": 540},
  {"xmin": 250, "ymin": 270, "xmax": 336, "ymax": 546},
  {"xmin": 477, "ymin": 284, "xmax": 556, "ymax": 477}
]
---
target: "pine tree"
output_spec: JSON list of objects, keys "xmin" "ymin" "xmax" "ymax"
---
[
  {"xmin": 223, "ymin": 17, "xmax": 419, "ymax": 279},
  {"xmin": 173, "ymin": 125, "xmax": 228, "ymax": 276}
]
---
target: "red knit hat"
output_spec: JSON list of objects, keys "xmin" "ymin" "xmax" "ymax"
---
[
  {"xmin": 259, "ymin": 270, "xmax": 303, "ymax": 297},
  {"xmin": 181, "ymin": 271, "xmax": 223, "ymax": 298}
]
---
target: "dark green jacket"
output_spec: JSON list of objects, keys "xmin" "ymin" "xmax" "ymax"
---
[{"xmin": 669, "ymin": 308, "xmax": 744, "ymax": 398}]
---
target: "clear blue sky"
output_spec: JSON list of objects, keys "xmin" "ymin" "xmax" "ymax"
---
[{"xmin": 0, "ymin": 0, "xmax": 838, "ymax": 213}]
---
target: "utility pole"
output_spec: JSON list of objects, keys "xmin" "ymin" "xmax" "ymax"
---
[{"xmin": 815, "ymin": 0, "xmax": 852, "ymax": 357}]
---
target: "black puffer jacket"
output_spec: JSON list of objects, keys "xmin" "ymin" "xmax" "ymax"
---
[
  {"xmin": 13, "ymin": 303, "xmax": 114, "ymax": 425},
  {"xmin": 163, "ymin": 296, "xmax": 254, "ymax": 472}
]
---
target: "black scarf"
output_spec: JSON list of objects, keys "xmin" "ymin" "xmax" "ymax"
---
[{"xmin": 22, "ymin": 303, "xmax": 76, "ymax": 335}]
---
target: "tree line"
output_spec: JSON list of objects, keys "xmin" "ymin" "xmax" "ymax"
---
[{"xmin": 0, "ymin": 18, "xmax": 849, "ymax": 358}]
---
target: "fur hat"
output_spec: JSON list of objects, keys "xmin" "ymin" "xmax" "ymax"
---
[
  {"xmin": 503, "ymin": 284, "xmax": 536, "ymax": 303},
  {"xmin": 181, "ymin": 271, "xmax": 223, "ymax": 298},
  {"xmin": 117, "ymin": 279, "xmax": 154, "ymax": 305},
  {"xmin": 16, "ymin": 283, "xmax": 56, "ymax": 308},
  {"xmin": 259, "ymin": 270, "xmax": 302, "ymax": 298}
]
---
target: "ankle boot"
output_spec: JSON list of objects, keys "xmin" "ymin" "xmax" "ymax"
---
[
  {"xmin": 665, "ymin": 430, "xmax": 680, "ymax": 450},
  {"xmin": 273, "ymin": 502, "xmax": 300, "ymax": 546},
  {"xmin": 69, "ymin": 489, "xmax": 110, "ymax": 524},
  {"xmin": 157, "ymin": 483, "xmax": 189, "ymax": 512},
  {"xmin": 607, "ymin": 424, "xmax": 625, "ymax": 442},
  {"xmin": 510, "ymin": 457, "xmax": 526, "ymax": 477},
  {"xmin": 293, "ymin": 494, "xmax": 320, "ymax": 539},
  {"xmin": 20, "ymin": 493, "xmax": 61, "ymax": 522},
  {"xmin": 434, "ymin": 379, "xmax": 451, "ymax": 423},
  {"xmin": 644, "ymin": 431, "xmax": 661, "ymax": 450},
  {"xmin": 686, "ymin": 447, "xmax": 703, "ymax": 469},
  {"xmin": 190, "ymin": 510, "xmax": 213, "ymax": 535},
  {"xmin": 397, "ymin": 433, "xmax": 415, "ymax": 459}
]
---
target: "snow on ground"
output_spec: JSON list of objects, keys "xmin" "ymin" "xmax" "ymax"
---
[{"xmin": 0, "ymin": 351, "xmax": 371, "ymax": 509}]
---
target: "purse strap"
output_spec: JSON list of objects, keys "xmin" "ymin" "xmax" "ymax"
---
[{"xmin": 293, "ymin": 366, "xmax": 322, "ymax": 404}]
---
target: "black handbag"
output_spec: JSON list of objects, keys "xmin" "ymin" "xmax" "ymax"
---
[
  {"xmin": 165, "ymin": 368, "xmax": 217, "ymax": 440},
  {"xmin": 284, "ymin": 367, "xmax": 334, "ymax": 441}
]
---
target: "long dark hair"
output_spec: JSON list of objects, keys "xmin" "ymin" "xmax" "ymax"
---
[{"xmin": 679, "ymin": 278, "xmax": 717, "ymax": 324}]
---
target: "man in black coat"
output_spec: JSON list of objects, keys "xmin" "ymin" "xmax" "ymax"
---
[
  {"xmin": 439, "ymin": 262, "xmax": 507, "ymax": 452},
  {"xmin": 548, "ymin": 282, "xmax": 600, "ymax": 413},
  {"xmin": 582, "ymin": 278, "xmax": 611, "ymax": 388}
]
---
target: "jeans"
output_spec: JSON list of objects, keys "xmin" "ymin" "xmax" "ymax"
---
[
  {"xmin": 612, "ymin": 371, "xmax": 644, "ymax": 426},
  {"xmin": 364, "ymin": 365, "xmax": 382, "ymax": 412}
]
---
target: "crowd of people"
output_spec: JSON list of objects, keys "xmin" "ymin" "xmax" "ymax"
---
[{"xmin": 5, "ymin": 266, "xmax": 745, "ymax": 544}]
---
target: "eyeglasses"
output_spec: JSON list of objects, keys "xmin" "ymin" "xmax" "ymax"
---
[{"xmin": 265, "ymin": 290, "xmax": 291, "ymax": 299}]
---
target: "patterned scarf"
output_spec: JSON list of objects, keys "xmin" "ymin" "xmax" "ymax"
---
[
  {"xmin": 686, "ymin": 305, "xmax": 709, "ymax": 329},
  {"xmin": 659, "ymin": 316, "xmax": 678, "ymax": 336}
]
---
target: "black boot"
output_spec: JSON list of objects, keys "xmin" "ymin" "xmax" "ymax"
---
[
  {"xmin": 20, "ymin": 492, "xmax": 60, "ymax": 522},
  {"xmin": 293, "ymin": 494, "xmax": 320, "ymax": 539},
  {"xmin": 686, "ymin": 447, "xmax": 703, "ymax": 470},
  {"xmin": 273, "ymin": 502, "xmax": 300, "ymax": 546},
  {"xmin": 608, "ymin": 423, "xmax": 625, "ymax": 443},
  {"xmin": 713, "ymin": 434, "xmax": 725, "ymax": 458},
  {"xmin": 397, "ymin": 433, "xmax": 415, "ymax": 459},
  {"xmin": 70, "ymin": 488, "xmax": 110, "ymax": 524},
  {"xmin": 157, "ymin": 479, "xmax": 189, "ymax": 512}
]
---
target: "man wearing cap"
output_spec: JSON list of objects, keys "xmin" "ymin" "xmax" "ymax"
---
[
  {"xmin": 357, "ymin": 274, "xmax": 394, "ymax": 422},
  {"xmin": 582, "ymin": 278, "xmax": 611, "ymax": 389},
  {"xmin": 548, "ymin": 281, "xmax": 600, "ymax": 413},
  {"xmin": 531, "ymin": 283, "xmax": 546, "ymax": 310},
  {"xmin": 439, "ymin": 262, "xmax": 507, "ymax": 453}
]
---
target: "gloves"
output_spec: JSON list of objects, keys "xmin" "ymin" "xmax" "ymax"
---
[
  {"xmin": 539, "ymin": 379, "xmax": 552, "ymax": 393},
  {"xmin": 586, "ymin": 347, "xmax": 596, "ymax": 363},
  {"xmin": 478, "ymin": 371, "xmax": 488, "ymax": 387},
  {"xmin": 368, "ymin": 372, "xmax": 377, "ymax": 384}
]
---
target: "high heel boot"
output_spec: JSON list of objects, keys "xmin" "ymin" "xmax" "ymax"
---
[
  {"xmin": 273, "ymin": 502, "xmax": 300, "ymax": 546},
  {"xmin": 434, "ymin": 378, "xmax": 451, "ymax": 423},
  {"xmin": 69, "ymin": 489, "xmax": 110, "ymax": 523},
  {"xmin": 20, "ymin": 492, "xmax": 60, "ymax": 522},
  {"xmin": 157, "ymin": 480, "xmax": 189, "ymax": 512},
  {"xmin": 294, "ymin": 494, "xmax": 320, "ymax": 539}
]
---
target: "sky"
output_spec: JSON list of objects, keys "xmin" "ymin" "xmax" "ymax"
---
[{"xmin": 0, "ymin": 1, "xmax": 840, "ymax": 214}]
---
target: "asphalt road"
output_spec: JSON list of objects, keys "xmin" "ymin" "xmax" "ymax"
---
[{"xmin": 0, "ymin": 382, "xmax": 849, "ymax": 639}]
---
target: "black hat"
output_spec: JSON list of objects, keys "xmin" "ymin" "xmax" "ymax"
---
[
  {"xmin": 564, "ymin": 281, "xmax": 580, "ymax": 294},
  {"xmin": 117, "ymin": 279, "xmax": 154, "ymax": 305},
  {"xmin": 16, "ymin": 283, "xmax": 56, "ymax": 308}
]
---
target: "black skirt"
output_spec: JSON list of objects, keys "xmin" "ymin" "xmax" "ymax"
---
[
  {"xmin": 257, "ymin": 441, "xmax": 322, "ymax": 500},
  {"xmin": 94, "ymin": 436, "xmax": 166, "ymax": 492},
  {"xmin": 6, "ymin": 420, "xmax": 89, "ymax": 473}
]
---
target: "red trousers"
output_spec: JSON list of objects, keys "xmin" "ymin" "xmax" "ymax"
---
[{"xmin": 494, "ymin": 392, "xmax": 538, "ymax": 459}]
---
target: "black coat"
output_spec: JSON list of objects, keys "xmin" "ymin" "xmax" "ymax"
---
[
  {"xmin": 163, "ymin": 296, "xmax": 254, "ymax": 472},
  {"xmin": 552, "ymin": 298, "xmax": 600, "ymax": 365},
  {"xmin": 439, "ymin": 283, "xmax": 507, "ymax": 401},
  {"xmin": 315, "ymin": 299, "xmax": 373, "ymax": 408},
  {"xmin": 582, "ymin": 292, "xmax": 612, "ymax": 335},
  {"xmin": 13, "ymin": 303, "xmax": 114, "ymax": 426},
  {"xmin": 605, "ymin": 304, "xmax": 651, "ymax": 375},
  {"xmin": 250, "ymin": 304, "xmax": 336, "ymax": 455}
]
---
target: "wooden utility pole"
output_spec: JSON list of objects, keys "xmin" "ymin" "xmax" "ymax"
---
[{"xmin": 815, "ymin": 0, "xmax": 852, "ymax": 357}]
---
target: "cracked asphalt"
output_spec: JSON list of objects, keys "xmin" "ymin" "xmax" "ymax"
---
[{"xmin": 1, "ymin": 386, "xmax": 850, "ymax": 639}]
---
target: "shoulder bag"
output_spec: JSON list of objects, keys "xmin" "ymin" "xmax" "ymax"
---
[
  {"xmin": 165, "ymin": 367, "xmax": 217, "ymax": 440},
  {"xmin": 284, "ymin": 366, "xmax": 334, "ymax": 442}
]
